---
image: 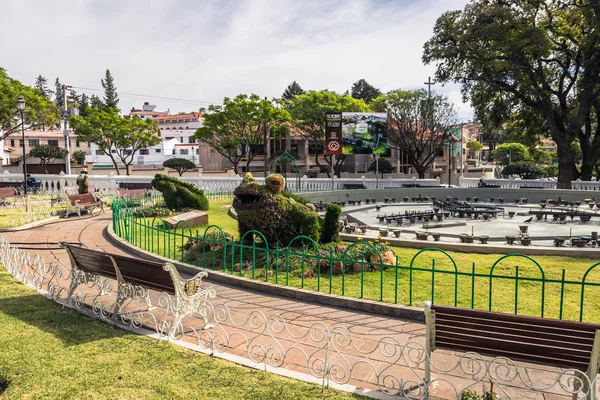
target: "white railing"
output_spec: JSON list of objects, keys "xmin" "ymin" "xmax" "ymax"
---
[
  {"xmin": 3, "ymin": 170, "xmax": 600, "ymax": 193},
  {"xmin": 2, "ymin": 235, "xmax": 598, "ymax": 400}
]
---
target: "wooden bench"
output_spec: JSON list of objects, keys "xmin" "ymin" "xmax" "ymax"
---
[
  {"xmin": 343, "ymin": 183, "xmax": 367, "ymax": 190},
  {"xmin": 65, "ymin": 193, "xmax": 104, "ymax": 217},
  {"xmin": 0, "ymin": 187, "xmax": 21, "ymax": 199},
  {"xmin": 62, "ymin": 243, "xmax": 216, "ymax": 332},
  {"xmin": 424, "ymin": 302, "xmax": 600, "ymax": 397},
  {"xmin": 119, "ymin": 182, "xmax": 153, "ymax": 190}
]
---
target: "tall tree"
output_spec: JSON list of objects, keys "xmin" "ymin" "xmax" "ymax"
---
[
  {"xmin": 67, "ymin": 88, "xmax": 81, "ymax": 110},
  {"xmin": 90, "ymin": 94, "xmax": 104, "ymax": 109},
  {"xmin": 29, "ymin": 145, "xmax": 69, "ymax": 173},
  {"xmin": 54, "ymin": 77, "xmax": 64, "ymax": 109},
  {"xmin": 350, "ymin": 79, "xmax": 381, "ymax": 104},
  {"xmin": 101, "ymin": 69, "xmax": 119, "ymax": 111},
  {"xmin": 386, "ymin": 89, "xmax": 457, "ymax": 178},
  {"xmin": 0, "ymin": 68, "xmax": 60, "ymax": 140},
  {"xmin": 70, "ymin": 108, "xmax": 161, "ymax": 175},
  {"xmin": 287, "ymin": 90, "xmax": 370, "ymax": 177},
  {"xmin": 34, "ymin": 75, "xmax": 53, "ymax": 99},
  {"xmin": 423, "ymin": 0, "xmax": 600, "ymax": 188},
  {"xmin": 79, "ymin": 93, "xmax": 90, "ymax": 118},
  {"xmin": 282, "ymin": 81, "xmax": 305, "ymax": 101},
  {"xmin": 193, "ymin": 94, "xmax": 291, "ymax": 174}
]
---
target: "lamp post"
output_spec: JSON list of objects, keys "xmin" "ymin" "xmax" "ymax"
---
[{"xmin": 17, "ymin": 97, "xmax": 27, "ymax": 196}]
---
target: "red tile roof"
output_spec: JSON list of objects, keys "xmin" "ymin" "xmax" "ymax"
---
[{"xmin": 153, "ymin": 112, "xmax": 202, "ymax": 121}]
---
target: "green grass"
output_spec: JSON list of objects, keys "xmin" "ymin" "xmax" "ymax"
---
[
  {"xmin": 118, "ymin": 200, "xmax": 600, "ymax": 323},
  {"xmin": 0, "ymin": 269, "xmax": 364, "ymax": 400}
]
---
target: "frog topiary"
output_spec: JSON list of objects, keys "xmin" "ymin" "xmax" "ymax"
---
[{"xmin": 151, "ymin": 174, "xmax": 209, "ymax": 211}]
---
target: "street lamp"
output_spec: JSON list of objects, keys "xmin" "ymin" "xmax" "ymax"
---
[{"xmin": 17, "ymin": 97, "xmax": 27, "ymax": 196}]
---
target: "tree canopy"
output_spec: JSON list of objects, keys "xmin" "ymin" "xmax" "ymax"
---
[
  {"xmin": 282, "ymin": 81, "xmax": 305, "ymax": 101},
  {"xmin": 0, "ymin": 68, "xmax": 60, "ymax": 140},
  {"xmin": 350, "ymin": 79, "xmax": 381, "ymax": 104},
  {"xmin": 29, "ymin": 144, "xmax": 68, "ymax": 173},
  {"xmin": 34, "ymin": 75, "xmax": 52, "ymax": 99},
  {"xmin": 70, "ymin": 108, "xmax": 160, "ymax": 175},
  {"xmin": 163, "ymin": 158, "xmax": 196, "ymax": 176},
  {"xmin": 193, "ymin": 94, "xmax": 291, "ymax": 174},
  {"xmin": 368, "ymin": 158, "xmax": 394, "ymax": 178},
  {"xmin": 386, "ymin": 89, "xmax": 457, "ymax": 178},
  {"xmin": 492, "ymin": 142, "xmax": 530, "ymax": 165},
  {"xmin": 287, "ymin": 90, "xmax": 370, "ymax": 177},
  {"xmin": 423, "ymin": 0, "xmax": 600, "ymax": 188}
]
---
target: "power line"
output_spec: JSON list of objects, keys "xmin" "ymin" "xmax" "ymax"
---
[{"xmin": 68, "ymin": 86, "xmax": 220, "ymax": 106}]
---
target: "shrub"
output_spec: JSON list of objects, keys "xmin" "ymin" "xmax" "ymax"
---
[
  {"xmin": 281, "ymin": 190, "xmax": 310, "ymax": 205},
  {"xmin": 151, "ymin": 174, "xmax": 209, "ymax": 210},
  {"xmin": 501, "ymin": 161, "xmax": 546, "ymax": 179},
  {"xmin": 320, "ymin": 204, "xmax": 342, "ymax": 244},
  {"xmin": 544, "ymin": 164, "xmax": 558, "ymax": 177},
  {"xmin": 162, "ymin": 158, "xmax": 196, "ymax": 176}
]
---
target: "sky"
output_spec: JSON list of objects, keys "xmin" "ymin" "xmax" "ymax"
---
[{"xmin": 1, "ymin": 0, "xmax": 473, "ymax": 120}]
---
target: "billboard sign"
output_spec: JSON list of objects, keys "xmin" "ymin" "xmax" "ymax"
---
[
  {"xmin": 341, "ymin": 112, "xmax": 387, "ymax": 155},
  {"xmin": 325, "ymin": 112, "xmax": 343, "ymax": 155}
]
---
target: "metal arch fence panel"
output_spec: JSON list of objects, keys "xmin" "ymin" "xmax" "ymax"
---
[
  {"xmin": 1, "ymin": 235, "xmax": 599, "ymax": 399},
  {"xmin": 112, "ymin": 196, "xmax": 600, "ymax": 324}
]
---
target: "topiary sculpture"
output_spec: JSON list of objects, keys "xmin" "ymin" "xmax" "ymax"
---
[
  {"xmin": 151, "ymin": 174, "xmax": 209, "ymax": 211},
  {"xmin": 233, "ymin": 173, "xmax": 321, "ymax": 246}
]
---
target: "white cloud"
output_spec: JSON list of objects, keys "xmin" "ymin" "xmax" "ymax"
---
[{"xmin": 1, "ymin": 0, "xmax": 472, "ymax": 119}]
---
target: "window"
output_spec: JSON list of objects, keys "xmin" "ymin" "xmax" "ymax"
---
[
  {"xmin": 179, "ymin": 149, "xmax": 189, "ymax": 155},
  {"xmin": 10, "ymin": 139, "xmax": 14, "ymax": 147},
  {"xmin": 96, "ymin": 150, "xmax": 103, "ymax": 155},
  {"xmin": 19, "ymin": 140, "xmax": 23, "ymax": 147},
  {"xmin": 196, "ymin": 149, "xmax": 199, "ymax": 155},
  {"xmin": 111, "ymin": 149, "xmax": 117, "ymax": 154},
  {"xmin": 76, "ymin": 140, "xmax": 80, "ymax": 148},
  {"xmin": 29, "ymin": 140, "xmax": 40, "ymax": 147},
  {"xmin": 189, "ymin": 137, "xmax": 196, "ymax": 144},
  {"xmin": 48, "ymin": 140, "xmax": 59, "ymax": 146},
  {"xmin": 155, "ymin": 149, "xmax": 161, "ymax": 153},
  {"xmin": 140, "ymin": 149, "xmax": 149, "ymax": 155}
]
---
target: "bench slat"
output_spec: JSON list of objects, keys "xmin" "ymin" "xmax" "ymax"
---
[
  {"xmin": 109, "ymin": 254, "xmax": 175, "ymax": 294},
  {"xmin": 435, "ymin": 322, "xmax": 595, "ymax": 352},
  {"xmin": 434, "ymin": 314, "xmax": 597, "ymax": 343}
]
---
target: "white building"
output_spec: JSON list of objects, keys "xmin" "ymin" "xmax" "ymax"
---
[{"xmin": 87, "ymin": 106, "xmax": 230, "ymax": 172}]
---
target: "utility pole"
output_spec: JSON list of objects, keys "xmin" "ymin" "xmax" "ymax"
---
[
  {"xmin": 63, "ymin": 84, "xmax": 72, "ymax": 175},
  {"xmin": 448, "ymin": 136, "xmax": 452, "ymax": 186},
  {"xmin": 459, "ymin": 122, "xmax": 464, "ymax": 179}
]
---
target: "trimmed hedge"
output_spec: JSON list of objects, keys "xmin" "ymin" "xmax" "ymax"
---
[
  {"xmin": 320, "ymin": 204, "xmax": 342, "ymax": 244},
  {"xmin": 151, "ymin": 174, "xmax": 209, "ymax": 211}
]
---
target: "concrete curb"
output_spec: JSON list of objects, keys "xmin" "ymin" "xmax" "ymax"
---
[
  {"xmin": 105, "ymin": 225, "xmax": 424, "ymax": 322},
  {"xmin": 0, "ymin": 216, "xmax": 61, "ymax": 232}
]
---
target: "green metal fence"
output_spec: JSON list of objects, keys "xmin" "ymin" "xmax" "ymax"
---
[{"xmin": 112, "ymin": 198, "xmax": 600, "ymax": 323}]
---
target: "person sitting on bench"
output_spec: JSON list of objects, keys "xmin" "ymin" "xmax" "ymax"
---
[{"xmin": 478, "ymin": 178, "xmax": 486, "ymax": 187}]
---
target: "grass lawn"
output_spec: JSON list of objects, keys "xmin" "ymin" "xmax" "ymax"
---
[
  {"xmin": 121, "ymin": 200, "xmax": 600, "ymax": 323},
  {"xmin": 0, "ymin": 269, "xmax": 365, "ymax": 400}
]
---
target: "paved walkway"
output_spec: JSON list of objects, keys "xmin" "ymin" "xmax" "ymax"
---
[{"xmin": 0, "ymin": 213, "xmax": 574, "ymax": 399}]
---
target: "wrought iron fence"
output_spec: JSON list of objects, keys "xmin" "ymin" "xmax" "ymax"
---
[
  {"xmin": 112, "ymin": 198, "xmax": 600, "ymax": 324},
  {"xmin": 1, "ymin": 235, "xmax": 599, "ymax": 399}
]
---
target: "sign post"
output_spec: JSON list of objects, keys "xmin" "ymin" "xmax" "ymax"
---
[{"xmin": 325, "ymin": 112, "xmax": 342, "ymax": 190}]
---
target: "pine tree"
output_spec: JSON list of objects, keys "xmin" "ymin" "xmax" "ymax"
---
[
  {"xmin": 101, "ymin": 69, "xmax": 119, "ymax": 111},
  {"xmin": 34, "ymin": 75, "xmax": 53, "ymax": 99},
  {"xmin": 54, "ymin": 78, "xmax": 64, "ymax": 110},
  {"xmin": 90, "ymin": 94, "xmax": 104, "ymax": 109},
  {"xmin": 67, "ymin": 89, "xmax": 81, "ymax": 110},
  {"xmin": 282, "ymin": 81, "xmax": 305, "ymax": 101},
  {"xmin": 79, "ymin": 93, "xmax": 90, "ymax": 117}
]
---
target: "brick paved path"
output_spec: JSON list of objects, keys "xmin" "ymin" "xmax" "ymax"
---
[{"xmin": 0, "ymin": 213, "xmax": 574, "ymax": 399}]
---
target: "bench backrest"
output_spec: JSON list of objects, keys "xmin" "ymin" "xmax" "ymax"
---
[
  {"xmin": 67, "ymin": 193, "xmax": 96, "ymax": 204},
  {"xmin": 430, "ymin": 304, "xmax": 600, "ymax": 371},
  {"xmin": 0, "ymin": 187, "xmax": 18, "ymax": 198},
  {"xmin": 109, "ymin": 253, "xmax": 175, "ymax": 294},
  {"xmin": 64, "ymin": 244, "xmax": 117, "ymax": 279},
  {"xmin": 0, "ymin": 182, "xmax": 20, "ymax": 188}
]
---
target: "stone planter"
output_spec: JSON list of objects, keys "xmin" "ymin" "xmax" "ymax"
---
[
  {"xmin": 536, "ymin": 214, "xmax": 543, "ymax": 221},
  {"xmin": 473, "ymin": 197, "xmax": 479, "ymax": 203},
  {"xmin": 404, "ymin": 197, "xmax": 409, "ymax": 202},
  {"xmin": 345, "ymin": 225, "xmax": 355, "ymax": 234},
  {"xmin": 479, "ymin": 235, "xmax": 489, "ymax": 244},
  {"xmin": 572, "ymin": 238, "xmax": 587, "ymax": 248},
  {"xmin": 508, "ymin": 211, "xmax": 515, "ymax": 219},
  {"xmin": 384, "ymin": 197, "xmax": 390, "ymax": 203},
  {"xmin": 436, "ymin": 214, "xmax": 443, "ymax": 222},
  {"xmin": 415, "ymin": 231, "xmax": 429, "ymax": 241},
  {"xmin": 444, "ymin": 212, "xmax": 450, "ymax": 218},
  {"xmin": 409, "ymin": 217, "xmax": 416, "ymax": 224},
  {"xmin": 466, "ymin": 197, "xmax": 472, "ymax": 202},
  {"xmin": 392, "ymin": 229, "xmax": 402, "ymax": 238},
  {"xmin": 482, "ymin": 213, "xmax": 491, "ymax": 221},
  {"xmin": 553, "ymin": 237, "xmax": 566, "ymax": 247},
  {"xmin": 378, "ymin": 216, "xmax": 385, "ymax": 223},
  {"xmin": 379, "ymin": 229, "xmax": 389, "ymax": 237},
  {"xmin": 506, "ymin": 235, "xmax": 517, "ymax": 245},
  {"xmin": 520, "ymin": 237, "xmax": 531, "ymax": 246},
  {"xmin": 497, "ymin": 198, "xmax": 504, "ymax": 204},
  {"xmin": 365, "ymin": 199, "xmax": 370, "ymax": 204},
  {"xmin": 359, "ymin": 225, "xmax": 367, "ymax": 234},
  {"xmin": 519, "ymin": 225, "xmax": 529, "ymax": 234},
  {"xmin": 423, "ymin": 216, "xmax": 431, "ymax": 223},
  {"xmin": 432, "ymin": 233, "xmax": 441, "ymax": 242}
]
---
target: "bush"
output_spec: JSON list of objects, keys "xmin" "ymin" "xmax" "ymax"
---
[
  {"xmin": 132, "ymin": 206, "xmax": 171, "ymax": 218},
  {"xmin": 502, "ymin": 161, "xmax": 546, "ymax": 179},
  {"xmin": 281, "ymin": 190, "xmax": 310, "ymax": 205},
  {"xmin": 544, "ymin": 164, "xmax": 558, "ymax": 177},
  {"xmin": 368, "ymin": 158, "xmax": 394, "ymax": 177},
  {"xmin": 151, "ymin": 174, "xmax": 209, "ymax": 211},
  {"xmin": 320, "ymin": 204, "xmax": 342, "ymax": 244}
]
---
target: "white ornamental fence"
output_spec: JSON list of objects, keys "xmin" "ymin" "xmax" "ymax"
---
[
  {"xmin": 2, "ymin": 171, "xmax": 600, "ymax": 193},
  {"xmin": 1, "ymin": 236, "xmax": 599, "ymax": 399}
]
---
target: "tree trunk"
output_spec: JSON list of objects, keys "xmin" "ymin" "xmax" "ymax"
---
[
  {"xmin": 232, "ymin": 162, "xmax": 239, "ymax": 175},
  {"xmin": 125, "ymin": 163, "xmax": 131, "ymax": 176},
  {"xmin": 555, "ymin": 138, "xmax": 576, "ymax": 189}
]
